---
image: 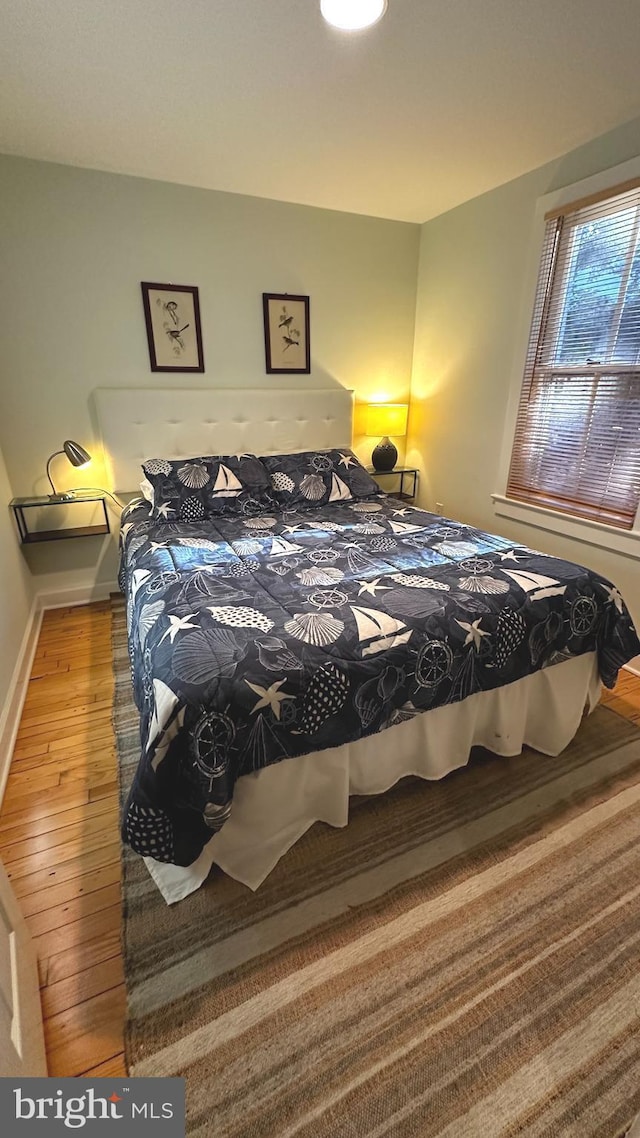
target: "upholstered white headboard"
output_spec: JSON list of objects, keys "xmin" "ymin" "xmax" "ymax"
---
[{"xmin": 94, "ymin": 387, "xmax": 354, "ymax": 493}]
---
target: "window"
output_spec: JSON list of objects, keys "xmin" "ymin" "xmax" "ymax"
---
[{"xmin": 507, "ymin": 179, "xmax": 640, "ymax": 530}]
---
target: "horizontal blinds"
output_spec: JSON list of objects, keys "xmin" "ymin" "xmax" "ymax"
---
[
  {"xmin": 507, "ymin": 183, "xmax": 640, "ymax": 530},
  {"xmin": 544, "ymin": 175, "xmax": 640, "ymax": 221}
]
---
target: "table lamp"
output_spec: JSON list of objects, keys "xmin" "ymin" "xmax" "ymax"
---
[
  {"xmin": 365, "ymin": 403, "xmax": 408, "ymax": 471},
  {"xmin": 46, "ymin": 440, "xmax": 92, "ymax": 500}
]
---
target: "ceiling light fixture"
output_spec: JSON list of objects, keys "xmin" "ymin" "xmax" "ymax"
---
[{"xmin": 320, "ymin": 0, "xmax": 387, "ymax": 32}]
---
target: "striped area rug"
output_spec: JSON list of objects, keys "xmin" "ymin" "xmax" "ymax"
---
[{"xmin": 111, "ymin": 595, "xmax": 640, "ymax": 1137}]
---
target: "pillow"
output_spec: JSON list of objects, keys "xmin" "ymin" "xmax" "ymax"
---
[
  {"xmin": 141, "ymin": 454, "xmax": 274, "ymax": 522},
  {"xmin": 140, "ymin": 477, "xmax": 154, "ymax": 505},
  {"xmin": 260, "ymin": 449, "xmax": 380, "ymax": 510}
]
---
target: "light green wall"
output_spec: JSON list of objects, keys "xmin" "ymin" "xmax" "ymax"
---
[
  {"xmin": 408, "ymin": 114, "xmax": 640, "ymax": 629},
  {"xmin": 0, "ymin": 154, "xmax": 420, "ymax": 592},
  {"xmin": 3, "ymin": 115, "xmax": 640, "ymax": 633},
  {"xmin": 0, "ymin": 444, "xmax": 34, "ymax": 729}
]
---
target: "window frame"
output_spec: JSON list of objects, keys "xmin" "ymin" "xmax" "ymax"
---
[{"xmin": 493, "ymin": 154, "xmax": 640, "ymax": 558}]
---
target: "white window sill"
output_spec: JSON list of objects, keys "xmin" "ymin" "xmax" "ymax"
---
[{"xmin": 491, "ymin": 494, "xmax": 640, "ymax": 562}]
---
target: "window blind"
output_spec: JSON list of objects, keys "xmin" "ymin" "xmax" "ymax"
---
[{"xmin": 507, "ymin": 182, "xmax": 640, "ymax": 530}]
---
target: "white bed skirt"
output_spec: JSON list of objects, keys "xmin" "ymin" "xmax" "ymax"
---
[{"xmin": 145, "ymin": 652, "xmax": 602, "ymax": 903}]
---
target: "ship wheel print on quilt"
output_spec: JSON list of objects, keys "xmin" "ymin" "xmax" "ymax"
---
[
  {"xmin": 241, "ymin": 496, "xmax": 268, "ymax": 517},
  {"xmin": 307, "ymin": 548, "xmax": 341, "ymax": 564},
  {"xmin": 146, "ymin": 569, "xmax": 180, "ymax": 594},
  {"xmin": 414, "ymin": 640, "xmax": 454, "ymax": 687},
  {"xmin": 458, "ymin": 557, "xmax": 493, "ymax": 574},
  {"xmin": 430, "ymin": 525, "xmax": 460, "ymax": 539},
  {"xmin": 192, "ymin": 709, "xmax": 235, "ymax": 790},
  {"xmin": 569, "ymin": 594, "xmax": 598, "ymax": 636},
  {"xmin": 310, "ymin": 454, "xmax": 333, "ymax": 473},
  {"xmin": 308, "ymin": 589, "xmax": 349, "ymax": 609}
]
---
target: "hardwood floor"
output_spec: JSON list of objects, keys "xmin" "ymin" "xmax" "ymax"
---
[
  {"xmin": 0, "ymin": 600, "xmax": 639, "ymax": 1077},
  {"xmin": 599, "ymin": 668, "xmax": 640, "ymax": 722},
  {"xmin": 0, "ymin": 602, "xmax": 125, "ymax": 1077}
]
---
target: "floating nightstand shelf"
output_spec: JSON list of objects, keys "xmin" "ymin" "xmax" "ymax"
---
[
  {"xmin": 10, "ymin": 492, "xmax": 110, "ymax": 544},
  {"xmin": 367, "ymin": 466, "xmax": 418, "ymax": 501}
]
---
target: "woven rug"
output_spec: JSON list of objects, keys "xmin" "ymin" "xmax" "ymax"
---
[{"xmin": 111, "ymin": 594, "xmax": 640, "ymax": 1137}]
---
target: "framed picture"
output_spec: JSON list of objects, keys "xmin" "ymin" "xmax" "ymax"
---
[
  {"xmin": 141, "ymin": 282, "xmax": 205, "ymax": 372},
  {"xmin": 263, "ymin": 293, "xmax": 310, "ymax": 374}
]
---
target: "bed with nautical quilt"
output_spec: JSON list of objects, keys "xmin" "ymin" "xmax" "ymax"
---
[{"xmin": 118, "ymin": 448, "xmax": 640, "ymax": 897}]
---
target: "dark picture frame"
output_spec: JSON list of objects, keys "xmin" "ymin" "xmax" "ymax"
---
[
  {"xmin": 263, "ymin": 293, "xmax": 311, "ymax": 374},
  {"xmin": 141, "ymin": 282, "xmax": 205, "ymax": 373}
]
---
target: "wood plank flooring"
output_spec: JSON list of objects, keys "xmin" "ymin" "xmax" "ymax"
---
[
  {"xmin": 0, "ymin": 600, "xmax": 639, "ymax": 1077},
  {"xmin": 0, "ymin": 602, "xmax": 125, "ymax": 1077}
]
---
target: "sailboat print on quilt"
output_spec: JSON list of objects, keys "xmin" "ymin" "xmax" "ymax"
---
[
  {"xmin": 351, "ymin": 606, "xmax": 413, "ymax": 656},
  {"xmin": 213, "ymin": 464, "xmax": 243, "ymax": 496},
  {"xmin": 502, "ymin": 569, "xmax": 567, "ymax": 602},
  {"xmin": 389, "ymin": 519, "xmax": 422, "ymax": 535},
  {"xmin": 329, "ymin": 473, "xmax": 352, "ymax": 502},
  {"xmin": 269, "ymin": 537, "xmax": 305, "ymax": 556}
]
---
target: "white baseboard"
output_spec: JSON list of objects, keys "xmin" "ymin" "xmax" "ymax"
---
[
  {"xmin": 36, "ymin": 581, "xmax": 117, "ymax": 610},
  {"xmin": 623, "ymin": 660, "xmax": 640, "ymax": 679},
  {"xmin": 0, "ymin": 580, "xmax": 119, "ymax": 807},
  {"xmin": 0, "ymin": 598, "xmax": 43, "ymax": 805}
]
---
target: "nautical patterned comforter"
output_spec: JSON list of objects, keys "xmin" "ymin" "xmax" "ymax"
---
[{"xmin": 119, "ymin": 496, "xmax": 640, "ymax": 866}]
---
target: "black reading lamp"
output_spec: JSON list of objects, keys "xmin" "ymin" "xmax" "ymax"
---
[{"xmin": 46, "ymin": 440, "xmax": 92, "ymax": 501}]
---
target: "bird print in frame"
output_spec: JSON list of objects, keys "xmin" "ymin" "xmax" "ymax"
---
[
  {"xmin": 263, "ymin": 292, "xmax": 311, "ymax": 374},
  {"xmin": 141, "ymin": 282, "xmax": 205, "ymax": 372}
]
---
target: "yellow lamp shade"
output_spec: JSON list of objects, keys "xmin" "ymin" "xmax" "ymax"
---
[{"xmin": 365, "ymin": 403, "xmax": 409, "ymax": 438}]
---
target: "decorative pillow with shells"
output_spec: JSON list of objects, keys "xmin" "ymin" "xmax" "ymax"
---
[
  {"xmin": 260, "ymin": 449, "xmax": 380, "ymax": 510},
  {"xmin": 141, "ymin": 454, "xmax": 275, "ymax": 523}
]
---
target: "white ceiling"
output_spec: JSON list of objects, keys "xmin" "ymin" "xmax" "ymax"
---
[{"xmin": 2, "ymin": 0, "xmax": 640, "ymax": 224}]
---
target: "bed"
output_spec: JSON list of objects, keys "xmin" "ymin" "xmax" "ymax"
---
[{"xmin": 96, "ymin": 388, "xmax": 640, "ymax": 903}]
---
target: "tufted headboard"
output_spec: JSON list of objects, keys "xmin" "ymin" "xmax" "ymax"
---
[{"xmin": 94, "ymin": 386, "xmax": 354, "ymax": 493}]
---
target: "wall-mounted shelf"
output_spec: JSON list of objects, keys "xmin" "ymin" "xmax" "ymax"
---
[{"xmin": 10, "ymin": 492, "xmax": 110, "ymax": 544}]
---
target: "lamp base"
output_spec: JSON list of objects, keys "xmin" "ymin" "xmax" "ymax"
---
[
  {"xmin": 371, "ymin": 437, "xmax": 398, "ymax": 472},
  {"xmin": 48, "ymin": 492, "xmax": 76, "ymax": 502}
]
